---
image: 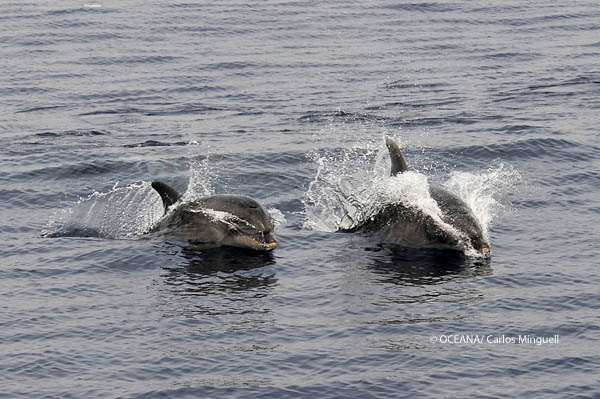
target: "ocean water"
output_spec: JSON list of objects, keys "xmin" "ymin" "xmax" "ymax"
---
[{"xmin": 2, "ymin": 1, "xmax": 599, "ymax": 397}]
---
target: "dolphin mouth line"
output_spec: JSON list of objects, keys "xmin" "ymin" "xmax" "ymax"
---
[{"xmin": 245, "ymin": 237, "xmax": 277, "ymax": 251}]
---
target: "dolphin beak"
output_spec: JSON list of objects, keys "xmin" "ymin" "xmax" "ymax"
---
[{"xmin": 266, "ymin": 241, "xmax": 277, "ymax": 250}]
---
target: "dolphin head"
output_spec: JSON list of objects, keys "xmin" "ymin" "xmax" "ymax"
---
[
  {"xmin": 429, "ymin": 185, "xmax": 491, "ymax": 257},
  {"xmin": 198, "ymin": 195, "xmax": 277, "ymax": 251},
  {"xmin": 466, "ymin": 233, "xmax": 491, "ymax": 257},
  {"xmin": 151, "ymin": 182, "xmax": 277, "ymax": 251}
]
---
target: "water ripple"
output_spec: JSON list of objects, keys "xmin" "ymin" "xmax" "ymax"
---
[{"xmin": 1, "ymin": 1, "xmax": 599, "ymax": 397}]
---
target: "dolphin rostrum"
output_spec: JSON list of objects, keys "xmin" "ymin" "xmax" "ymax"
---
[
  {"xmin": 149, "ymin": 181, "xmax": 277, "ymax": 251},
  {"xmin": 342, "ymin": 137, "xmax": 490, "ymax": 256}
]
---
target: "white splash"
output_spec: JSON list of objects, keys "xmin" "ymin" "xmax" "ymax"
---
[
  {"xmin": 268, "ymin": 208, "xmax": 287, "ymax": 227},
  {"xmin": 372, "ymin": 172, "xmax": 461, "ymax": 237},
  {"xmin": 303, "ymin": 143, "xmax": 382, "ymax": 232},
  {"xmin": 303, "ymin": 137, "xmax": 521, "ymax": 251},
  {"xmin": 195, "ymin": 208, "xmax": 251, "ymax": 229},
  {"xmin": 443, "ymin": 164, "xmax": 522, "ymax": 240},
  {"xmin": 182, "ymin": 140, "xmax": 216, "ymax": 201},
  {"xmin": 43, "ymin": 181, "xmax": 163, "ymax": 239}
]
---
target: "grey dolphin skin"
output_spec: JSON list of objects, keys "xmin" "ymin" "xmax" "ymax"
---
[
  {"xmin": 344, "ymin": 137, "xmax": 490, "ymax": 256},
  {"xmin": 150, "ymin": 181, "xmax": 277, "ymax": 251}
]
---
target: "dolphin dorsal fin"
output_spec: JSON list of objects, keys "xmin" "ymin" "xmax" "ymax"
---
[
  {"xmin": 151, "ymin": 181, "xmax": 181, "ymax": 213},
  {"xmin": 385, "ymin": 137, "xmax": 408, "ymax": 176}
]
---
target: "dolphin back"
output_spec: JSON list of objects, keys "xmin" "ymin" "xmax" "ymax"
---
[
  {"xmin": 151, "ymin": 181, "xmax": 181, "ymax": 213},
  {"xmin": 385, "ymin": 137, "xmax": 408, "ymax": 176}
]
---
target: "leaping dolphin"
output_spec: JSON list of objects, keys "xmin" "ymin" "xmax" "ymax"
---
[
  {"xmin": 342, "ymin": 137, "xmax": 490, "ymax": 256},
  {"xmin": 149, "ymin": 181, "xmax": 277, "ymax": 251}
]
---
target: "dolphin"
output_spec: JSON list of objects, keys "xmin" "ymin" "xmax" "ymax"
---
[
  {"xmin": 149, "ymin": 181, "xmax": 277, "ymax": 251},
  {"xmin": 342, "ymin": 137, "xmax": 490, "ymax": 256}
]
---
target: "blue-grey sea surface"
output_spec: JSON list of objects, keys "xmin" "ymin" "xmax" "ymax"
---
[{"xmin": 1, "ymin": 1, "xmax": 599, "ymax": 398}]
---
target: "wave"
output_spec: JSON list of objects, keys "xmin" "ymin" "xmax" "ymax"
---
[
  {"xmin": 450, "ymin": 137, "xmax": 597, "ymax": 162},
  {"xmin": 123, "ymin": 140, "xmax": 190, "ymax": 148}
]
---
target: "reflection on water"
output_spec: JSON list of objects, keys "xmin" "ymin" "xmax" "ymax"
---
[
  {"xmin": 159, "ymin": 245, "xmax": 278, "ymax": 297},
  {"xmin": 153, "ymin": 245, "xmax": 278, "ymax": 320},
  {"xmin": 364, "ymin": 244, "xmax": 493, "ymax": 286}
]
